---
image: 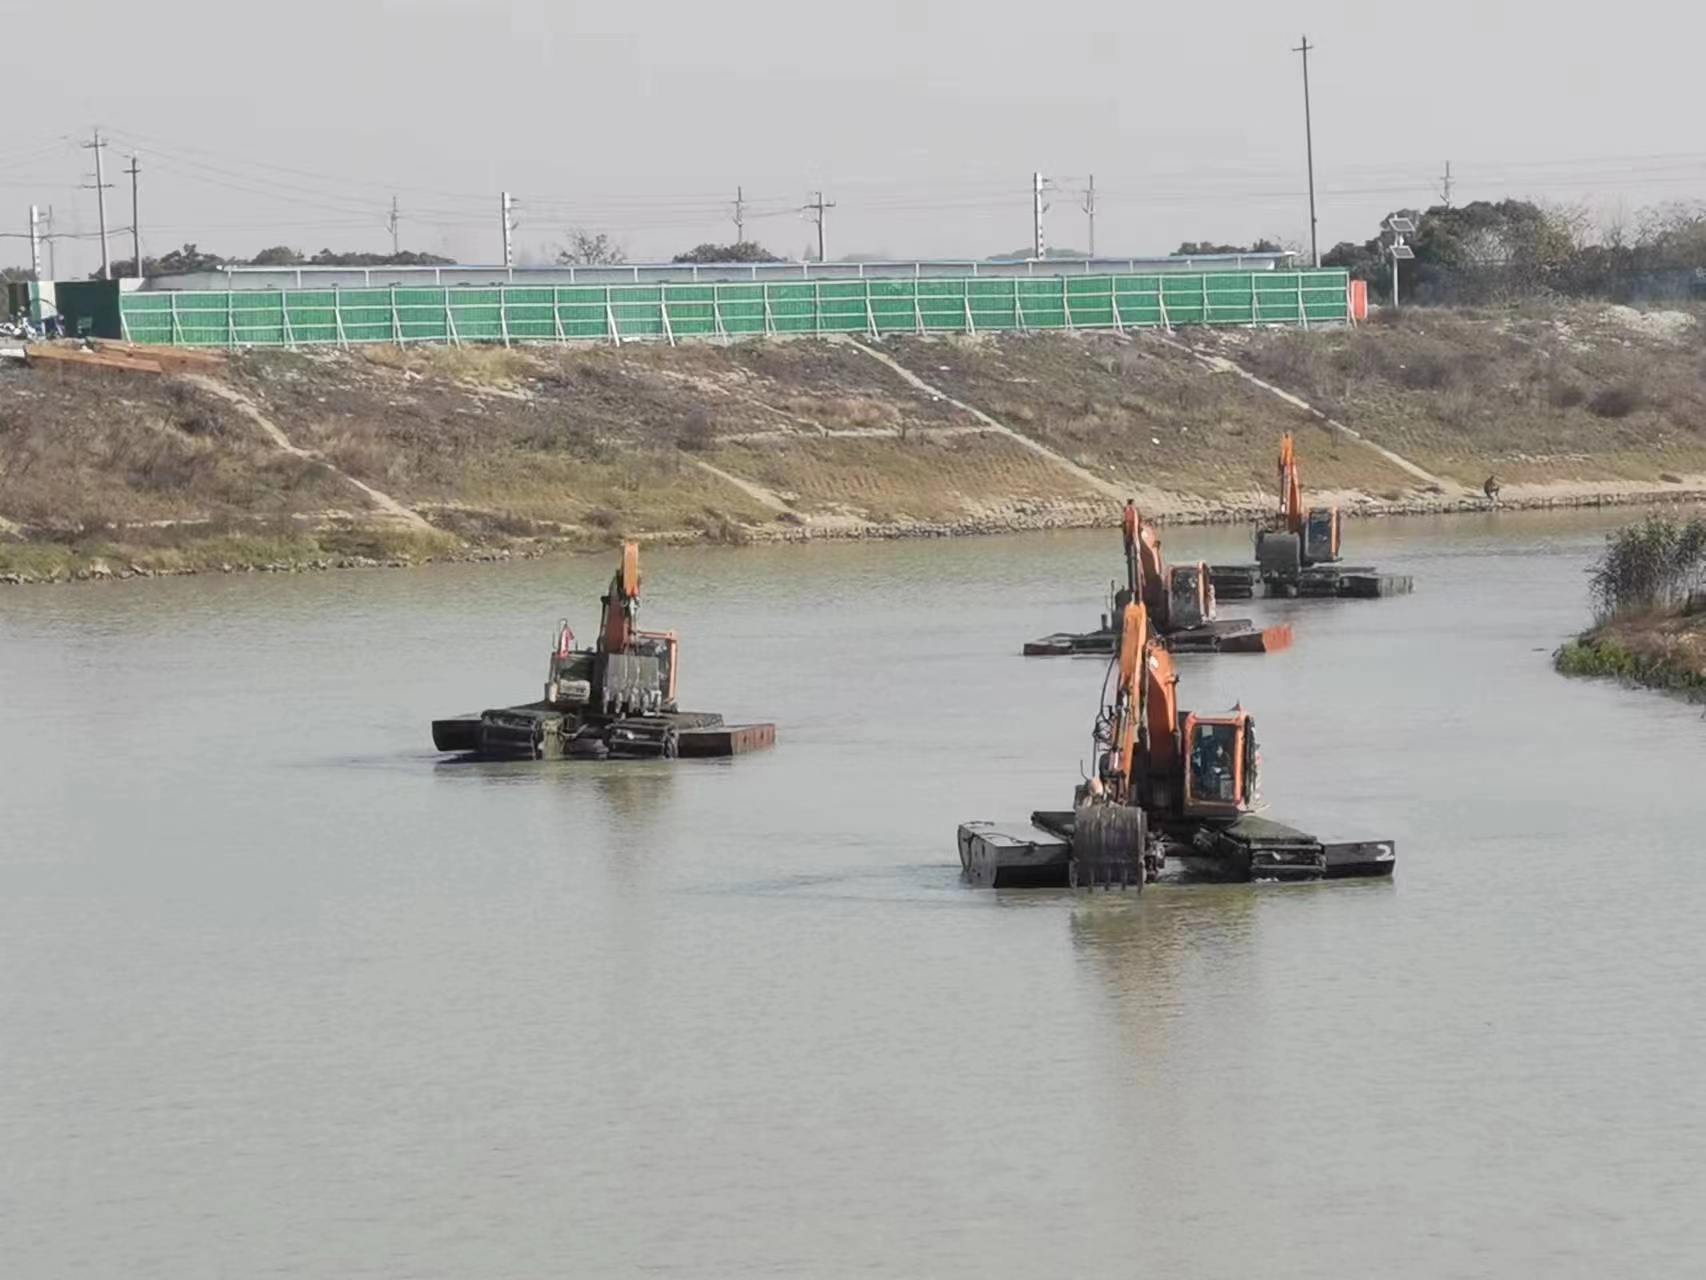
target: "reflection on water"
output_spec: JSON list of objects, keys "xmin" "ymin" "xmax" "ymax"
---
[{"xmin": 4, "ymin": 510, "xmax": 1705, "ymax": 1279}]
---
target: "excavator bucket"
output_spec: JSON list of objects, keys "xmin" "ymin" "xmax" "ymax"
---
[{"xmin": 1068, "ymin": 804, "xmax": 1149, "ymax": 891}]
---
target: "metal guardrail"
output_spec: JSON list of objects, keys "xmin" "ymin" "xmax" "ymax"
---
[{"xmin": 140, "ymin": 253, "xmax": 1299, "ymax": 293}]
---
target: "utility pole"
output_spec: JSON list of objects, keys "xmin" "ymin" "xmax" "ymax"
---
[
  {"xmin": 82, "ymin": 128, "xmax": 112, "ymax": 280},
  {"xmin": 388, "ymin": 195, "xmax": 401, "ymax": 255},
  {"xmin": 1293, "ymin": 37, "xmax": 1319, "ymax": 268},
  {"xmin": 1032, "ymin": 172, "xmax": 1046, "ymax": 259},
  {"xmin": 44, "ymin": 205, "xmax": 56, "ymax": 280},
  {"xmin": 126, "ymin": 154, "xmax": 142, "ymax": 279},
  {"xmin": 1439, "ymin": 161, "xmax": 1454, "ymax": 209},
  {"xmin": 28, "ymin": 205, "xmax": 41, "ymax": 281},
  {"xmin": 734, "ymin": 186, "xmax": 745, "ymax": 243},
  {"xmin": 500, "ymin": 191, "xmax": 514, "ymax": 268},
  {"xmin": 803, "ymin": 190, "xmax": 835, "ymax": 262},
  {"xmin": 1081, "ymin": 175, "xmax": 1097, "ymax": 259}
]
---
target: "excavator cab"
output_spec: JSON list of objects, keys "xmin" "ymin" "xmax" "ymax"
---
[
  {"xmin": 1181, "ymin": 710, "xmax": 1257, "ymax": 819},
  {"xmin": 1302, "ymin": 507, "xmax": 1341, "ymax": 565},
  {"xmin": 1167, "ymin": 563, "xmax": 1215, "ymax": 631}
]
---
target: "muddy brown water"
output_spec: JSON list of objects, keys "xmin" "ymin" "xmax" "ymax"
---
[{"xmin": 4, "ymin": 511, "xmax": 1704, "ymax": 1278}]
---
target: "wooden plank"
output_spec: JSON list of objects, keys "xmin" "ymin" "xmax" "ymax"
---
[
  {"xmin": 23, "ymin": 344, "xmax": 163, "ymax": 374},
  {"xmin": 94, "ymin": 340, "xmax": 226, "ymax": 370}
]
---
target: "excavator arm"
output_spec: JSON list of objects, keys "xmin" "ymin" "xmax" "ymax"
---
[
  {"xmin": 1099, "ymin": 599, "xmax": 1181, "ymax": 803},
  {"xmin": 600, "ymin": 542, "xmax": 641, "ymax": 653},
  {"xmin": 1120, "ymin": 501, "xmax": 1171, "ymax": 627},
  {"xmin": 1278, "ymin": 431, "xmax": 1304, "ymax": 535},
  {"xmin": 1106, "ymin": 600, "xmax": 1148, "ymax": 801}
]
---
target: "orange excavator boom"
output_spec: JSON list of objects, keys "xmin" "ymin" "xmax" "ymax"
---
[
  {"xmin": 1120, "ymin": 500, "xmax": 1170, "ymax": 625},
  {"xmin": 1106, "ymin": 600, "xmax": 1147, "ymax": 802},
  {"xmin": 1278, "ymin": 431, "xmax": 1304, "ymax": 534},
  {"xmin": 1102, "ymin": 600, "xmax": 1182, "ymax": 803},
  {"xmin": 600, "ymin": 542, "xmax": 642, "ymax": 653}
]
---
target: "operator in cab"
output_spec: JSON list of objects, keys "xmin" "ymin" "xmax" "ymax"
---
[{"xmin": 1190, "ymin": 727, "xmax": 1234, "ymax": 801}]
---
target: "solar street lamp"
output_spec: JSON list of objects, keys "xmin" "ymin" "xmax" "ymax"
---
[{"xmin": 1385, "ymin": 216, "xmax": 1416, "ymax": 309}]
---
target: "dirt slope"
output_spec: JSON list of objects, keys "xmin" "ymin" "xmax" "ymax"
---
[{"xmin": 4, "ymin": 302, "xmax": 1706, "ymax": 581}]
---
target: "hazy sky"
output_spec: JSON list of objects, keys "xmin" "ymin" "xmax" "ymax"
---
[{"xmin": 3, "ymin": 0, "xmax": 1701, "ymax": 274}]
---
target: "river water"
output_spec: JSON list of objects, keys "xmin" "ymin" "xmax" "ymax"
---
[{"xmin": 3, "ymin": 512, "xmax": 1703, "ymax": 1278}]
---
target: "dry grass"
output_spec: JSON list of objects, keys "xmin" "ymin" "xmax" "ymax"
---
[
  {"xmin": 708, "ymin": 432, "xmax": 1100, "ymax": 521},
  {"xmin": 358, "ymin": 343, "xmax": 542, "ymax": 386},
  {"xmin": 883, "ymin": 332, "xmax": 1422, "ymax": 499},
  {"xmin": 0, "ymin": 367, "xmax": 349, "ymax": 530},
  {"xmin": 12, "ymin": 307, "xmax": 1706, "ymax": 578},
  {"xmin": 1222, "ymin": 304, "xmax": 1706, "ymax": 485}
]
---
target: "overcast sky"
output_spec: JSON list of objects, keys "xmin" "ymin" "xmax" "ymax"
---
[{"xmin": 2, "ymin": 0, "xmax": 1701, "ymax": 274}]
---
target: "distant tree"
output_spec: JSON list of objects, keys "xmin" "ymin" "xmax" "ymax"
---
[
  {"xmin": 557, "ymin": 229, "xmax": 627, "ymax": 266},
  {"xmin": 2, "ymin": 265, "xmax": 31, "ymax": 283},
  {"xmin": 303, "ymin": 248, "xmax": 453, "ymax": 267},
  {"xmin": 98, "ymin": 243, "xmax": 228, "ymax": 279},
  {"xmin": 1329, "ymin": 200, "xmax": 1591, "ymax": 302},
  {"xmin": 96, "ymin": 243, "xmax": 453, "ymax": 279},
  {"xmin": 672, "ymin": 241, "xmax": 784, "ymax": 264},
  {"xmin": 250, "ymin": 245, "xmax": 305, "ymax": 266},
  {"xmin": 1173, "ymin": 239, "xmax": 1285, "ymax": 255}
]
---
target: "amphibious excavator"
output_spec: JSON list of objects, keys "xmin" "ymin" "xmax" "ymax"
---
[
  {"xmin": 1210, "ymin": 432, "xmax": 1413, "ymax": 600},
  {"xmin": 962, "ymin": 598, "xmax": 1394, "ymax": 889},
  {"xmin": 1024, "ymin": 501, "xmax": 1293, "ymax": 656},
  {"xmin": 431, "ymin": 543, "xmax": 775, "ymax": 761}
]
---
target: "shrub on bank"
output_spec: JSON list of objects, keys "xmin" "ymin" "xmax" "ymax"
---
[
  {"xmin": 1588, "ymin": 513, "xmax": 1706, "ymax": 622},
  {"xmin": 1554, "ymin": 632, "xmax": 1706, "ymax": 700}
]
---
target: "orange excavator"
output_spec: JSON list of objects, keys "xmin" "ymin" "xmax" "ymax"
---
[
  {"xmin": 1023, "ymin": 501, "xmax": 1291, "ymax": 655},
  {"xmin": 551, "ymin": 541, "xmax": 680, "ymax": 720},
  {"xmin": 431, "ymin": 543, "xmax": 776, "ymax": 761},
  {"xmin": 1255, "ymin": 431, "xmax": 1342, "ymax": 585},
  {"xmin": 1066, "ymin": 599, "xmax": 1264, "ymax": 887},
  {"xmin": 962, "ymin": 594, "xmax": 1396, "ymax": 888},
  {"xmin": 1211, "ymin": 432, "xmax": 1412, "ymax": 600}
]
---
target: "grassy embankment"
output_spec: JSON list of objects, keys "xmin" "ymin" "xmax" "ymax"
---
[
  {"xmin": 5, "ymin": 300, "xmax": 1706, "ymax": 583},
  {"xmin": 1554, "ymin": 513, "xmax": 1706, "ymax": 701}
]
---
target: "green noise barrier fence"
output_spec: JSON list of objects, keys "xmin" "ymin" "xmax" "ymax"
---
[{"xmin": 120, "ymin": 270, "xmax": 1350, "ymax": 348}]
